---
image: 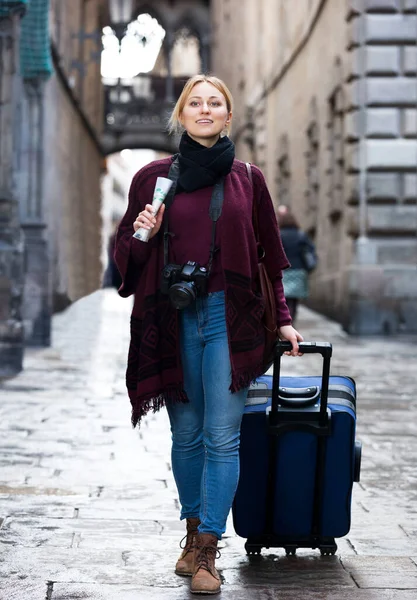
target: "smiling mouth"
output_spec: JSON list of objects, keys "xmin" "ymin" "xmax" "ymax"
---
[{"xmin": 196, "ymin": 120, "xmax": 213, "ymax": 124}]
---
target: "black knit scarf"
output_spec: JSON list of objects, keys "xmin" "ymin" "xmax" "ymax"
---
[{"xmin": 176, "ymin": 132, "xmax": 235, "ymax": 193}]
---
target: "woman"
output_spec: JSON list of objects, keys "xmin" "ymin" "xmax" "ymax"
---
[
  {"xmin": 114, "ymin": 75, "xmax": 303, "ymax": 595},
  {"xmin": 276, "ymin": 205, "xmax": 318, "ymax": 322}
]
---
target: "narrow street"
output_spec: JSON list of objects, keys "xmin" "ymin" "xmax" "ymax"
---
[{"xmin": 1, "ymin": 289, "xmax": 417, "ymax": 599}]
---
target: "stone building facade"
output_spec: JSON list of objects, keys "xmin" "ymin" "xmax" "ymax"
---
[
  {"xmin": 0, "ymin": 0, "xmax": 109, "ymax": 376},
  {"xmin": 21, "ymin": 0, "xmax": 109, "ymax": 346},
  {"xmin": 0, "ymin": 2, "xmax": 27, "ymax": 377},
  {"xmin": 35, "ymin": 0, "xmax": 109, "ymax": 322},
  {"xmin": 212, "ymin": 0, "xmax": 417, "ymax": 334},
  {"xmin": 103, "ymin": 0, "xmax": 210, "ymax": 155},
  {"xmin": 1, "ymin": 0, "xmax": 212, "ymax": 377}
]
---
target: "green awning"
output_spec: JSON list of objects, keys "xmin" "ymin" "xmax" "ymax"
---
[{"xmin": 20, "ymin": 0, "xmax": 53, "ymax": 79}]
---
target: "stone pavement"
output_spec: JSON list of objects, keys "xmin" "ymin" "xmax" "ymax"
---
[{"xmin": 1, "ymin": 289, "xmax": 417, "ymax": 600}]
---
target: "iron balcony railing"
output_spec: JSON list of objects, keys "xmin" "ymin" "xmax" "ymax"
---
[{"xmin": 103, "ymin": 74, "xmax": 187, "ymax": 131}]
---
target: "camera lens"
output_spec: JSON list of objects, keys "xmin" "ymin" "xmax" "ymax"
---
[{"xmin": 168, "ymin": 282, "xmax": 196, "ymax": 310}]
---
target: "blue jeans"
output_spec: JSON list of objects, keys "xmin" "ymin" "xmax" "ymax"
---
[{"xmin": 166, "ymin": 291, "xmax": 248, "ymax": 540}]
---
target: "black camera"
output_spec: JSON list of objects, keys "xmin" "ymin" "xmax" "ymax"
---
[{"xmin": 160, "ymin": 261, "xmax": 209, "ymax": 309}]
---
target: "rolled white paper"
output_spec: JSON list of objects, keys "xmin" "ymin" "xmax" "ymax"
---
[{"xmin": 133, "ymin": 177, "xmax": 174, "ymax": 242}]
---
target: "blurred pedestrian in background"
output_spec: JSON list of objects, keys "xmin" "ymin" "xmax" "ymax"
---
[
  {"xmin": 276, "ymin": 205, "xmax": 317, "ymax": 322},
  {"xmin": 102, "ymin": 226, "xmax": 122, "ymax": 290}
]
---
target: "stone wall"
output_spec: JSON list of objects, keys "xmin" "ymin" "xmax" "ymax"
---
[
  {"xmin": 211, "ymin": 0, "xmax": 417, "ymax": 334},
  {"xmin": 0, "ymin": 9, "xmax": 25, "ymax": 376},
  {"xmin": 45, "ymin": 0, "xmax": 107, "ymax": 309},
  {"xmin": 344, "ymin": 0, "xmax": 417, "ymax": 334},
  {"xmin": 42, "ymin": 74, "xmax": 104, "ymax": 308},
  {"xmin": 17, "ymin": 0, "xmax": 108, "ymax": 347}
]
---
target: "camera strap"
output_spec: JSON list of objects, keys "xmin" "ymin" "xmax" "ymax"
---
[
  {"xmin": 163, "ymin": 157, "xmax": 180, "ymax": 266},
  {"xmin": 163, "ymin": 156, "xmax": 225, "ymax": 274},
  {"xmin": 206, "ymin": 177, "xmax": 224, "ymax": 274}
]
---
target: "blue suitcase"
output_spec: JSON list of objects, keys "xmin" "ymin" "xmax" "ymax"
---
[{"xmin": 232, "ymin": 341, "xmax": 362, "ymax": 556}]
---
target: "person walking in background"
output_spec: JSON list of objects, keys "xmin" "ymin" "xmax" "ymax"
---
[
  {"xmin": 114, "ymin": 74, "xmax": 303, "ymax": 595},
  {"xmin": 276, "ymin": 205, "xmax": 318, "ymax": 323},
  {"xmin": 102, "ymin": 226, "xmax": 122, "ymax": 290}
]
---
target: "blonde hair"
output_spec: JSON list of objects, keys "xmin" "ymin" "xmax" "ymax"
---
[{"xmin": 168, "ymin": 74, "xmax": 233, "ymax": 136}]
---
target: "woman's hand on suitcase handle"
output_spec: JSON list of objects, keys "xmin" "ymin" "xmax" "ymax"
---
[{"xmin": 278, "ymin": 325, "xmax": 304, "ymax": 356}]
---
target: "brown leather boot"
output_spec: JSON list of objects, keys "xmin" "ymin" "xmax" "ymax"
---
[
  {"xmin": 190, "ymin": 533, "xmax": 221, "ymax": 595},
  {"xmin": 175, "ymin": 517, "xmax": 200, "ymax": 576}
]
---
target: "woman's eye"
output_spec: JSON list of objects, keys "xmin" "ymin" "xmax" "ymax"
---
[
  {"xmin": 190, "ymin": 101, "xmax": 200, "ymax": 107},
  {"xmin": 210, "ymin": 102, "xmax": 221, "ymax": 107}
]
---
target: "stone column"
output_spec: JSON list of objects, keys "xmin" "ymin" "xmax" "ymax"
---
[
  {"xmin": 0, "ymin": 7, "xmax": 26, "ymax": 377},
  {"xmin": 20, "ymin": 80, "xmax": 51, "ymax": 346},
  {"xmin": 18, "ymin": 0, "xmax": 54, "ymax": 347}
]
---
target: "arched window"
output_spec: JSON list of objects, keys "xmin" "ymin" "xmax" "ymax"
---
[
  {"xmin": 325, "ymin": 86, "xmax": 345, "ymax": 275},
  {"xmin": 327, "ymin": 87, "xmax": 345, "ymax": 217},
  {"xmin": 276, "ymin": 135, "xmax": 291, "ymax": 208},
  {"xmin": 305, "ymin": 118, "xmax": 320, "ymax": 221},
  {"xmin": 171, "ymin": 28, "xmax": 201, "ymax": 76}
]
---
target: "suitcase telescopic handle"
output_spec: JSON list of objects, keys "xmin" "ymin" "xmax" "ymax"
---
[
  {"xmin": 272, "ymin": 341, "xmax": 333, "ymax": 424},
  {"xmin": 276, "ymin": 341, "xmax": 332, "ymax": 358}
]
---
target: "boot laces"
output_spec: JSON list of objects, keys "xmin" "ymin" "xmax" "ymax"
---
[
  {"xmin": 179, "ymin": 530, "xmax": 196, "ymax": 552},
  {"xmin": 196, "ymin": 543, "xmax": 221, "ymax": 574},
  {"xmin": 179, "ymin": 519, "xmax": 199, "ymax": 553}
]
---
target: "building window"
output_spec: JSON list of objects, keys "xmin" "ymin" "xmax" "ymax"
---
[
  {"xmin": 327, "ymin": 87, "xmax": 345, "ymax": 217},
  {"xmin": 305, "ymin": 120, "xmax": 320, "ymax": 222},
  {"xmin": 276, "ymin": 135, "xmax": 291, "ymax": 208},
  {"xmin": 171, "ymin": 28, "xmax": 201, "ymax": 76},
  {"xmin": 277, "ymin": 153, "xmax": 291, "ymax": 207}
]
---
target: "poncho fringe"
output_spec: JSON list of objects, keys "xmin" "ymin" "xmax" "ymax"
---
[{"xmin": 130, "ymin": 387, "xmax": 189, "ymax": 428}]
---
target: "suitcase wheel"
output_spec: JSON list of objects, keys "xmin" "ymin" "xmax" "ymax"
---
[
  {"xmin": 284, "ymin": 546, "xmax": 297, "ymax": 556},
  {"xmin": 320, "ymin": 544, "xmax": 337, "ymax": 556},
  {"xmin": 245, "ymin": 542, "xmax": 262, "ymax": 555}
]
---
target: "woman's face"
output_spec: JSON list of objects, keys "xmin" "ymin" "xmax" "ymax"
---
[{"xmin": 180, "ymin": 81, "xmax": 232, "ymax": 147}]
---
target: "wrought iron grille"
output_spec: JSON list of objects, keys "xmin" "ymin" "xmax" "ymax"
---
[{"xmin": 104, "ymin": 74, "xmax": 187, "ymax": 131}]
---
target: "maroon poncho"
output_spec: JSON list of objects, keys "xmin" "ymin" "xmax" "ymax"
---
[{"xmin": 114, "ymin": 157, "xmax": 290, "ymax": 427}]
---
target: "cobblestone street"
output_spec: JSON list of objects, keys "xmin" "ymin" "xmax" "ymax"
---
[{"xmin": 1, "ymin": 289, "xmax": 417, "ymax": 599}]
